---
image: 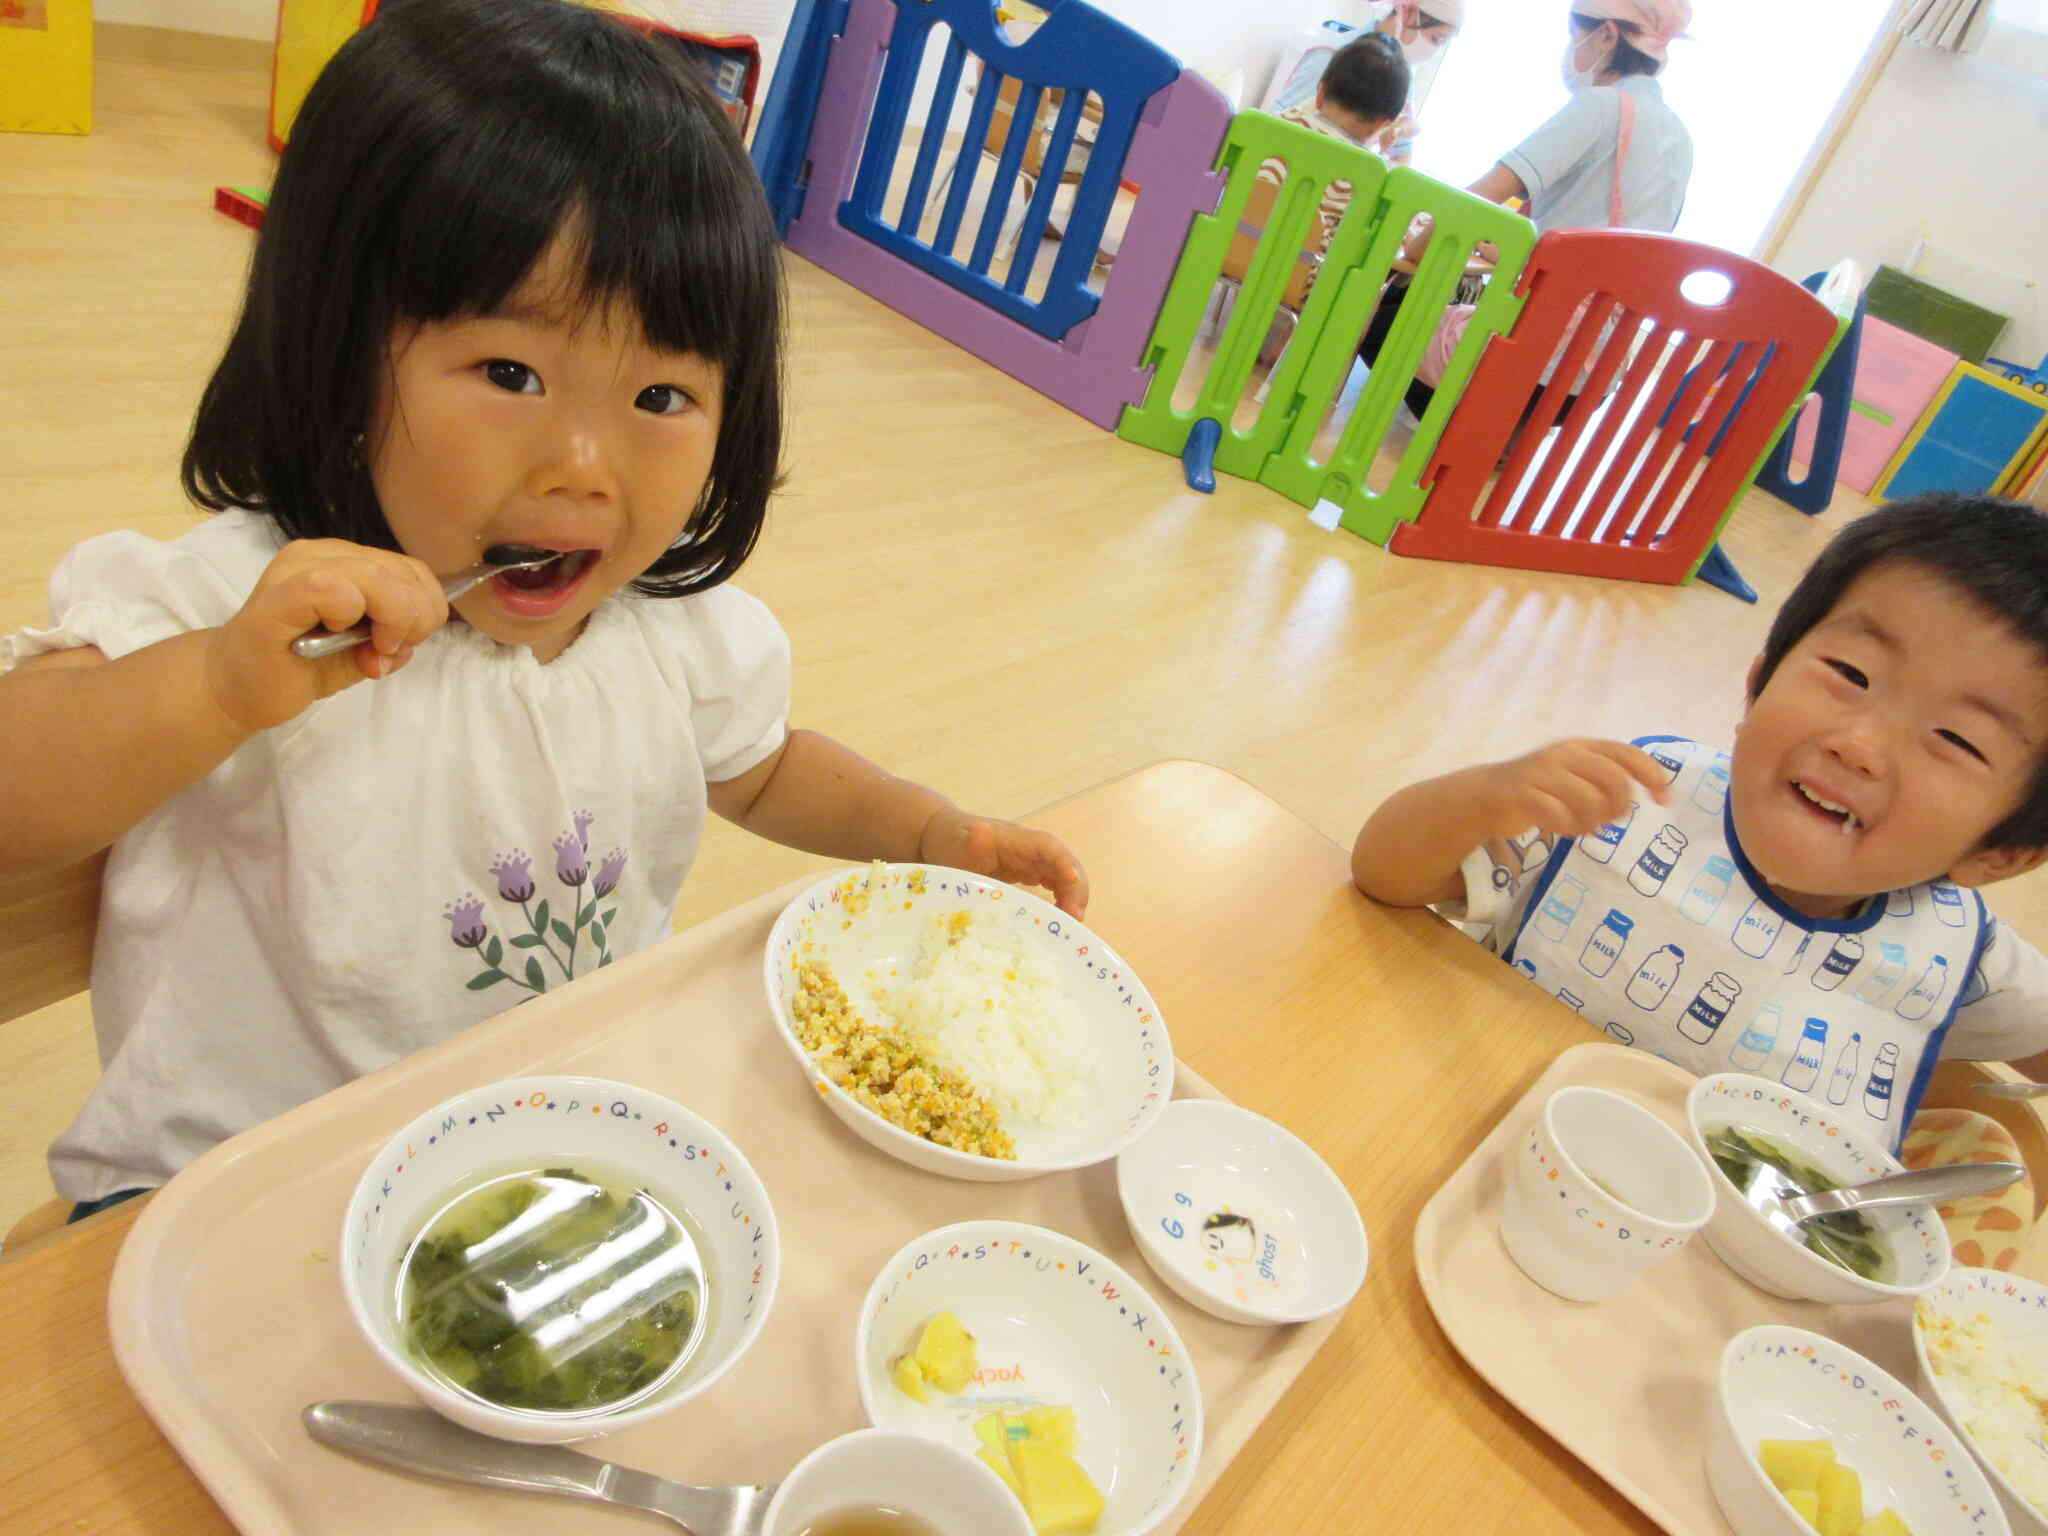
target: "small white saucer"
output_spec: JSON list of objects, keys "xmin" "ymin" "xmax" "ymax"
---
[{"xmin": 1114, "ymin": 1100, "xmax": 1367, "ymax": 1325}]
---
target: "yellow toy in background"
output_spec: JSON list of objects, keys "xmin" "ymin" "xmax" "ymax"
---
[
  {"xmin": 0, "ymin": 0, "xmax": 92, "ymax": 136},
  {"xmin": 268, "ymin": 0, "xmax": 375, "ymax": 152}
]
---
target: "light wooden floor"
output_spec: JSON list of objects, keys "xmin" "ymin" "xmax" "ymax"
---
[{"xmin": 6, "ymin": 28, "xmax": 2045, "ymax": 1235}]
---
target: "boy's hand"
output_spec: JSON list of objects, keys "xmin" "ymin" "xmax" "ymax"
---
[
  {"xmin": 919, "ymin": 806, "xmax": 1090, "ymax": 920},
  {"xmin": 206, "ymin": 539, "xmax": 449, "ymax": 731},
  {"xmin": 1482, "ymin": 739, "xmax": 1671, "ymax": 840}
]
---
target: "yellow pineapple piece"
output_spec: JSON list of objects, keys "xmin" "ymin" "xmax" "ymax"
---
[
  {"xmin": 1816, "ymin": 1462, "xmax": 1863, "ymax": 1536},
  {"xmin": 890, "ymin": 1352, "xmax": 929, "ymax": 1404},
  {"xmin": 1856, "ymin": 1511, "xmax": 1914, "ymax": 1536},
  {"xmin": 1784, "ymin": 1489, "xmax": 1822, "ymax": 1530},
  {"xmin": 977, "ymin": 1444, "xmax": 1023, "ymax": 1498},
  {"xmin": 912, "ymin": 1311, "xmax": 976, "ymax": 1394},
  {"xmin": 1023, "ymin": 1405, "xmax": 1078, "ymax": 1454},
  {"xmin": 1011, "ymin": 1441, "xmax": 1105, "ymax": 1536},
  {"xmin": 974, "ymin": 1410, "xmax": 1012, "ymax": 1456},
  {"xmin": 1760, "ymin": 1439, "xmax": 1837, "ymax": 1497}
]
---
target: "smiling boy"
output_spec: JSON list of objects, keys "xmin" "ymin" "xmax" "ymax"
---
[{"xmin": 1351, "ymin": 495, "xmax": 2048, "ymax": 1144}]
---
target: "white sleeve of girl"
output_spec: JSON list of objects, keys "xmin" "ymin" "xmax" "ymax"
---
[
  {"xmin": 1, "ymin": 515, "xmax": 271, "ymax": 671},
  {"xmin": 1940, "ymin": 914, "xmax": 2048, "ymax": 1062},
  {"xmin": 666, "ymin": 583, "xmax": 792, "ymax": 784}
]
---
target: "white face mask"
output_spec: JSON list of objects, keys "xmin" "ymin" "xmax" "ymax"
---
[
  {"xmin": 1402, "ymin": 33, "xmax": 1442, "ymax": 65},
  {"xmin": 1560, "ymin": 29, "xmax": 1611, "ymax": 91}
]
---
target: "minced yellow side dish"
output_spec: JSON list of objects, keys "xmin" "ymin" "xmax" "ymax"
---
[{"xmin": 791, "ymin": 950, "xmax": 1016, "ymax": 1160}]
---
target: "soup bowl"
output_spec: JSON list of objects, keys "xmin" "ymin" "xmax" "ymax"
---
[{"xmin": 341, "ymin": 1074, "xmax": 780, "ymax": 1444}]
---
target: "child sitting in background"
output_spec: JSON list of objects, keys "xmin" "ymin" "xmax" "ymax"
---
[
  {"xmin": 0, "ymin": 0, "xmax": 1086, "ymax": 1218},
  {"xmin": 1351, "ymin": 495, "xmax": 2048, "ymax": 1145}
]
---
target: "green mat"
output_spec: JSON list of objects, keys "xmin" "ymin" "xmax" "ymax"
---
[{"xmin": 1863, "ymin": 263, "xmax": 2007, "ymax": 365}]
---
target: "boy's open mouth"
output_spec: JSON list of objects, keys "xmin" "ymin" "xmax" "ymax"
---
[
  {"xmin": 497, "ymin": 549, "xmax": 598, "ymax": 593},
  {"xmin": 1793, "ymin": 779, "xmax": 1862, "ymax": 836}
]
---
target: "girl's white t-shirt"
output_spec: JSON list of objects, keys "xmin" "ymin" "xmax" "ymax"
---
[{"xmin": 3, "ymin": 511, "xmax": 790, "ymax": 1202}]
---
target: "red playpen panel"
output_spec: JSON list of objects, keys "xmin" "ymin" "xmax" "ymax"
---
[{"xmin": 1394, "ymin": 230, "xmax": 1836, "ymax": 586}]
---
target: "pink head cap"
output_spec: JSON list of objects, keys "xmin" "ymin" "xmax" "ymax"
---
[{"xmin": 1571, "ymin": 0, "xmax": 1691, "ymax": 60}]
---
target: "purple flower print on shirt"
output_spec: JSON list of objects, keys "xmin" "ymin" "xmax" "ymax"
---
[
  {"xmin": 491, "ymin": 850, "xmax": 536, "ymax": 903},
  {"xmin": 452, "ymin": 816, "xmax": 627, "ymax": 999},
  {"xmin": 554, "ymin": 832, "xmax": 589, "ymax": 888},
  {"xmin": 442, "ymin": 894, "xmax": 488, "ymax": 949}
]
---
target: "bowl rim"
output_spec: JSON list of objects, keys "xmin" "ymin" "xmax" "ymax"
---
[
  {"xmin": 1114, "ymin": 1098, "xmax": 1368, "ymax": 1323},
  {"xmin": 1718, "ymin": 1321, "xmax": 2007, "ymax": 1531},
  {"xmin": 851, "ymin": 1217, "xmax": 1205, "ymax": 1534},
  {"xmin": 761, "ymin": 862, "xmax": 1174, "ymax": 1176},
  {"xmin": 341, "ymin": 1072, "xmax": 782, "ymax": 1436},
  {"xmin": 1685, "ymin": 1072, "xmax": 1947, "ymax": 1298},
  {"xmin": 1911, "ymin": 1265, "xmax": 2048, "ymax": 1532}
]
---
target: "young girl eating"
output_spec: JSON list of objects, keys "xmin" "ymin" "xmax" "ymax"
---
[{"xmin": 0, "ymin": 0, "xmax": 1086, "ymax": 1216}]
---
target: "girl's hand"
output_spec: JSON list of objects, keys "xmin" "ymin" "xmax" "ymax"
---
[
  {"xmin": 919, "ymin": 806, "xmax": 1090, "ymax": 919},
  {"xmin": 1481, "ymin": 739, "xmax": 1671, "ymax": 840},
  {"xmin": 206, "ymin": 539, "xmax": 449, "ymax": 731}
]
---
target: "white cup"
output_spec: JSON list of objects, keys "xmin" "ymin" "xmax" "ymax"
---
[
  {"xmin": 1499, "ymin": 1085, "xmax": 1716, "ymax": 1302},
  {"xmin": 763, "ymin": 1428, "xmax": 1033, "ymax": 1536}
]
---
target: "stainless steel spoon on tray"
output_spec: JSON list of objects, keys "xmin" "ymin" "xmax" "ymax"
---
[
  {"xmin": 304, "ymin": 1400, "xmax": 777, "ymax": 1534},
  {"xmin": 291, "ymin": 545, "xmax": 561, "ymax": 659},
  {"xmin": 1767, "ymin": 1161, "xmax": 2027, "ymax": 1226}
]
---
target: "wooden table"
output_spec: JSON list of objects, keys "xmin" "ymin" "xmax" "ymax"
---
[{"xmin": 0, "ymin": 760, "xmax": 1796, "ymax": 1533}]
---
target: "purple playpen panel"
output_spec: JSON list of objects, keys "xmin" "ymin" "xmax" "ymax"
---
[{"xmin": 783, "ymin": 0, "xmax": 1229, "ymax": 430}]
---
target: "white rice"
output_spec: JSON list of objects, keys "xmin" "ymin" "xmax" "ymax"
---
[
  {"xmin": 874, "ymin": 915, "xmax": 1100, "ymax": 1132},
  {"xmin": 1918, "ymin": 1302, "xmax": 2048, "ymax": 1513}
]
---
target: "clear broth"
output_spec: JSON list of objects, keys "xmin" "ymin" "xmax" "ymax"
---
[
  {"xmin": 796, "ymin": 1508, "xmax": 944, "ymax": 1536},
  {"xmin": 395, "ymin": 1163, "xmax": 710, "ymax": 1415}
]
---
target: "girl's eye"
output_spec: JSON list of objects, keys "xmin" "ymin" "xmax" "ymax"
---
[
  {"xmin": 1937, "ymin": 729, "xmax": 1988, "ymax": 764},
  {"xmin": 484, "ymin": 360, "xmax": 541, "ymax": 394},
  {"xmin": 635, "ymin": 384, "xmax": 692, "ymax": 416},
  {"xmin": 1825, "ymin": 659, "xmax": 1869, "ymax": 688}
]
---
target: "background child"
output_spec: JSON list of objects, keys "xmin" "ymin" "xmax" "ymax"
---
[
  {"xmin": 1352, "ymin": 495, "xmax": 2048, "ymax": 1144},
  {"xmin": 1258, "ymin": 32, "xmax": 1409, "ymax": 283},
  {"xmin": 0, "ymin": 0, "xmax": 1085, "ymax": 1216}
]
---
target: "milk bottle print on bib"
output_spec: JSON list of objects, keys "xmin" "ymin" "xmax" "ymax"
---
[
  {"xmin": 1533, "ymin": 873, "xmax": 1588, "ymax": 943},
  {"xmin": 1813, "ymin": 933, "xmax": 1863, "ymax": 991},
  {"xmin": 1728, "ymin": 1002, "xmax": 1783, "ymax": 1072},
  {"xmin": 1581, "ymin": 909, "xmax": 1633, "ymax": 978},
  {"xmin": 1679, "ymin": 856, "xmax": 1734, "ymax": 924},
  {"xmin": 1865, "ymin": 1041, "xmax": 1899, "ymax": 1123},
  {"xmin": 1692, "ymin": 755, "xmax": 1730, "ymax": 813},
  {"xmin": 1647, "ymin": 741, "xmax": 1689, "ymax": 783},
  {"xmin": 1826, "ymin": 1032, "xmax": 1861, "ymax": 1106},
  {"xmin": 1732, "ymin": 895, "xmax": 1783, "ymax": 959},
  {"xmin": 1781, "ymin": 931, "xmax": 1811, "ymax": 975},
  {"xmin": 1886, "ymin": 888, "xmax": 1916, "ymax": 918},
  {"xmin": 1630, "ymin": 825, "xmax": 1687, "ymax": 896},
  {"xmin": 1626, "ymin": 943, "xmax": 1684, "ymax": 1011},
  {"xmin": 1853, "ymin": 941, "xmax": 1907, "ymax": 1004},
  {"xmin": 1897, "ymin": 955, "xmax": 1949, "ymax": 1021},
  {"xmin": 1782, "ymin": 1017, "xmax": 1828, "ymax": 1093},
  {"xmin": 1932, "ymin": 882, "xmax": 1967, "ymax": 928},
  {"xmin": 1678, "ymin": 971, "xmax": 1741, "ymax": 1044},
  {"xmin": 1582, "ymin": 804, "xmax": 1634, "ymax": 865}
]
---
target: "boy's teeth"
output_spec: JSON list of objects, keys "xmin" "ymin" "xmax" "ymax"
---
[{"xmin": 1795, "ymin": 781, "xmax": 1851, "ymax": 815}]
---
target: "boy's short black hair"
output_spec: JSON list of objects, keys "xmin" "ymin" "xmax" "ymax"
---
[
  {"xmin": 1752, "ymin": 494, "xmax": 2048, "ymax": 851},
  {"xmin": 183, "ymin": 0, "xmax": 783, "ymax": 597},
  {"xmin": 1321, "ymin": 32, "xmax": 1410, "ymax": 125},
  {"xmin": 1569, "ymin": 12, "xmax": 1663, "ymax": 77}
]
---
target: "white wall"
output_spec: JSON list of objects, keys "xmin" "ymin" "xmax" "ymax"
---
[
  {"xmin": 1773, "ymin": 17, "xmax": 2048, "ymax": 370},
  {"xmin": 96, "ymin": 0, "xmax": 271, "ymax": 36},
  {"xmin": 1086, "ymin": 0, "xmax": 1361, "ymax": 108}
]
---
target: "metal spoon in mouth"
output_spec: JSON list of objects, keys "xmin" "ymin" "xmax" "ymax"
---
[{"xmin": 291, "ymin": 546, "xmax": 561, "ymax": 659}]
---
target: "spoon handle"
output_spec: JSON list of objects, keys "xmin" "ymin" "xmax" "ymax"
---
[
  {"xmin": 1781, "ymin": 1161, "xmax": 2027, "ymax": 1221},
  {"xmin": 1970, "ymin": 1080, "xmax": 2048, "ymax": 1100}
]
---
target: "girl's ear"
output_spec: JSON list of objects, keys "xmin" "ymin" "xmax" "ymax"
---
[{"xmin": 1952, "ymin": 844, "xmax": 2048, "ymax": 889}]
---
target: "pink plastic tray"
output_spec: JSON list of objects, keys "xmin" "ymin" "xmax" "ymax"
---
[
  {"xmin": 107, "ymin": 878, "xmax": 1342, "ymax": 1534},
  {"xmin": 1414, "ymin": 1043, "xmax": 1927, "ymax": 1535}
]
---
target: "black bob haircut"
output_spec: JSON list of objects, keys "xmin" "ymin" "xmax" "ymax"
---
[
  {"xmin": 1321, "ymin": 32, "xmax": 1410, "ymax": 125},
  {"xmin": 183, "ymin": 0, "xmax": 784, "ymax": 598},
  {"xmin": 1751, "ymin": 493, "xmax": 2048, "ymax": 852},
  {"xmin": 1569, "ymin": 12, "xmax": 1663, "ymax": 77}
]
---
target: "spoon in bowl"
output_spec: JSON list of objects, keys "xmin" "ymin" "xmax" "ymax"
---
[{"xmin": 291, "ymin": 545, "xmax": 561, "ymax": 659}]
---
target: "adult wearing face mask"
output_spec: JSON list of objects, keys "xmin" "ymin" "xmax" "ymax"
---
[
  {"xmin": 1366, "ymin": 0, "xmax": 1464, "ymax": 167},
  {"xmin": 1357, "ymin": 0, "xmax": 1695, "ymax": 421}
]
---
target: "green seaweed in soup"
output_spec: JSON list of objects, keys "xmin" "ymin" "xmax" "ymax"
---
[
  {"xmin": 1704, "ymin": 1125, "xmax": 1892, "ymax": 1282},
  {"xmin": 398, "ymin": 1165, "xmax": 707, "ymax": 1413}
]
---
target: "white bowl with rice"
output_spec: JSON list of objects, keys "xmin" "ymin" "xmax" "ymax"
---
[
  {"xmin": 762, "ymin": 864, "xmax": 1172, "ymax": 1181},
  {"xmin": 1913, "ymin": 1266, "xmax": 2048, "ymax": 1533}
]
